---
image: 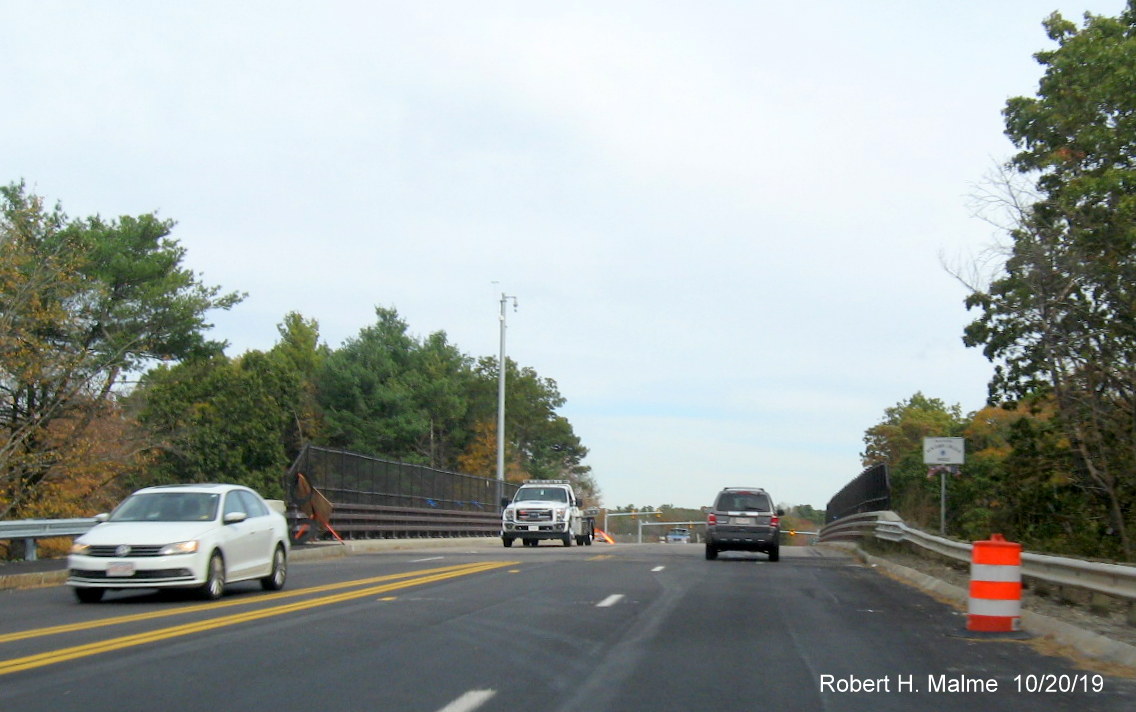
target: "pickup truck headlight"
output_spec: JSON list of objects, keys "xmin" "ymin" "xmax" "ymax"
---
[
  {"xmin": 503, "ymin": 509, "xmax": 516, "ymax": 522},
  {"xmin": 555, "ymin": 508, "xmax": 567, "ymax": 522}
]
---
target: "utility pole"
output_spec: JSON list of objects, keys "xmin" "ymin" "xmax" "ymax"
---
[{"xmin": 497, "ymin": 292, "xmax": 517, "ymax": 508}]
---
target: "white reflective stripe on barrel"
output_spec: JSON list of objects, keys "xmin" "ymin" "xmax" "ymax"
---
[
  {"xmin": 970, "ymin": 564, "xmax": 1021, "ymax": 582},
  {"xmin": 967, "ymin": 598, "xmax": 1020, "ymax": 617}
]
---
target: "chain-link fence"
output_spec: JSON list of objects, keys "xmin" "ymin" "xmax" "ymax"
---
[
  {"xmin": 825, "ymin": 463, "xmax": 890, "ymax": 523},
  {"xmin": 284, "ymin": 445, "xmax": 518, "ymax": 512}
]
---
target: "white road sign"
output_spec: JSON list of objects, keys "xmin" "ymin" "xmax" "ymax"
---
[{"xmin": 923, "ymin": 437, "xmax": 965, "ymax": 465}]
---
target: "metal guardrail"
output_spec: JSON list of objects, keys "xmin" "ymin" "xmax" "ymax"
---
[
  {"xmin": 0, "ymin": 518, "xmax": 97, "ymax": 561},
  {"xmin": 817, "ymin": 510, "xmax": 902, "ymax": 542},
  {"xmin": 820, "ymin": 511, "xmax": 1136, "ymax": 604}
]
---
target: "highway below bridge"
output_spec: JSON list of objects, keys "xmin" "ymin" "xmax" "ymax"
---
[{"xmin": 1, "ymin": 542, "xmax": 1134, "ymax": 712}]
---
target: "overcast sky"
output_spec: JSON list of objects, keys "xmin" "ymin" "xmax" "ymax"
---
[{"xmin": 3, "ymin": 1, "xmax": 1122, "ymax": 511}]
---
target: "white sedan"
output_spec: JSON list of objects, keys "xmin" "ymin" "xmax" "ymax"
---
[{"xmin": 68, "ymin": 483, "xmax": 290, "ymax": 603}]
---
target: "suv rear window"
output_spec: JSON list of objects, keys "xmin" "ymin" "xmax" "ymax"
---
[{"xmin": 716, "ymin": 492, "xmax": 771, "ymax": 512}]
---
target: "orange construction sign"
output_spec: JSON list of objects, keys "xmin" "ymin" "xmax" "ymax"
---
[{"xmin": 293, "ymin": 472, "xmax": 343, "ymax": 543}]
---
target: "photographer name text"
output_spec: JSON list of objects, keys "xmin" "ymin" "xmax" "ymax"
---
[{"xmin": 819, "ymin": 673, "xmax": 1105, "ymax": 694}]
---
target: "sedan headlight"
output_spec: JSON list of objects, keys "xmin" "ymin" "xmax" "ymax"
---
[
  {"xmin": 70, "ymin": 542, "xmax": 90, "ymax": 555},
  {"xmin": 158, "ymin": 540, "xmax": 200, "ymax": 556}
]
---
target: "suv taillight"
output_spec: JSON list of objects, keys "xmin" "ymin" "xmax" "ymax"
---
[
  {"xmin": 770, "ymin": 516, "xmax": 780, "ymax": 527},
  {"xmin": 707, "ymin": 513, "xmax": 717, "ymax": 525}
]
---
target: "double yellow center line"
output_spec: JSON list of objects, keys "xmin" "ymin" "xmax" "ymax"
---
[{"xmin": 0, "ymin": 560, "xmax": 517, "ymax": 676}]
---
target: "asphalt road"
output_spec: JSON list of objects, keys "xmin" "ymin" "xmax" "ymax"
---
[{"xmin": 1, "ymin": 543, "xmax": 1134, "ymax": 711}]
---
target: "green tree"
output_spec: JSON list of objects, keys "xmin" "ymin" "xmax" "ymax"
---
[
  {"xmin": 133, "ymin": 353, "xmax": 290, "ymax": 498},
  {"xmin": 317, "ymin": 306, "xmax": 593, "ymax": 497},
  {"xmin": 266, "ymin": 312, "xmax": 328, "ymax": 458},
  {"xmin": 861, "ymin": 393, "xmax": 965, "ymax": 530},
  {"xmin": 0, "ymin": 182, "xmax": 242, "ymax": 518},
  {"xmin": 318, "ymin": 307, "xmax": 424, "ymax": 460},
  {"xmin": 964, "ymin": 5, "xmax": 1136, "ymax": 558},
  {"xmin": 317, "ymin": 307, "xmax": 478, "ymax": 470},
  {"xmin": 405, "ymin": 331, "xmax": 476, "ymax": 468},
  {"xmin": 131, "ymin": 313, "xmax": 331, "ymax": 499},
  {"xmin": 790, "ymin": 504, "xmax": 825, "ymax": 527},
  {"xmin": 469, "ymin": 356, "xmax": 595, "ymax": 501}
]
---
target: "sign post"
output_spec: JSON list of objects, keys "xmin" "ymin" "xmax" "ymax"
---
[{"xmin": 923, "ymin": 437, "xmax": 965, "ymax": 535}]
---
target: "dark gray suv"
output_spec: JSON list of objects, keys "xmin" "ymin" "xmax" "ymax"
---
[{"xmin": 705, "ymin": 487, "xmax": 782, "ymax": 561}]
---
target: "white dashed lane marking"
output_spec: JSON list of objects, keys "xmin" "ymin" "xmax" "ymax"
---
[{"xmin": 437, "ymin": 689, "xmax": 495, "ymax": 712}]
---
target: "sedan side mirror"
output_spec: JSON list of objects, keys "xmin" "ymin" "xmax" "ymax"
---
[{"xmin": 224, "ymin": 511, "xmax": 248, "ymax": 524}]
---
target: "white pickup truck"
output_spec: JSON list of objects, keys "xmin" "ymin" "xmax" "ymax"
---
[{"xmin": 501, "ymin": 480, "xmax": 595, "ymax": 547}]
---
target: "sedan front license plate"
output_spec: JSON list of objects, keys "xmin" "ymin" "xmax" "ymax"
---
[{"xmin": 107, "ymin": 562, "xmax": 135, "ymax": 577}]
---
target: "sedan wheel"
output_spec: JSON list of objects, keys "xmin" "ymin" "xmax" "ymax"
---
[
  {"xmin": 261, "ymin": 545, "xmax": 287, "ymax": 591},
  {"xmin": 201, "ymin": 551, "xmax": 226, "ymax": 600}
]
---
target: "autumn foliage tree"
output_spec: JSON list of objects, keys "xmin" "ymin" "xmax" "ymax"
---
[
  {"xmin": 456, "ymin": 419, "xmax": 526, "ymax": 483},
  {"xmin": 0, "ymin": 182, "xmax": 242, "ymax": 521}
]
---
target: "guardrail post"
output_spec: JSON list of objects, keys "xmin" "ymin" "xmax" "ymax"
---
[{"xmin": 24, "ymin": 537, "xmax": 38, "ymax": 562}]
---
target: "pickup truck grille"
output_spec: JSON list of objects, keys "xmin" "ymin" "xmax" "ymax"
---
[{"xmin": 517, "ymin": 509, "xmax": 552, "ymax": 522}]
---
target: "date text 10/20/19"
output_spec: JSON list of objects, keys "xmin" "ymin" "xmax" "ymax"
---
[{"xmin": 819, "ymin": 673, "xmax": 1105, "ymax": 694}]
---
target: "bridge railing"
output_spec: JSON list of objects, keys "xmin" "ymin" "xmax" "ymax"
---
[{"xmin": 294, "ymin": 502, "xmax": 500, "ymax": 541}]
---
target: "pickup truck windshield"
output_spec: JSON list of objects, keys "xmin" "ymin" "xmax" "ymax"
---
[{"xmin": 514, "ymin": 487, "xmax": 567, "ymax": 502}]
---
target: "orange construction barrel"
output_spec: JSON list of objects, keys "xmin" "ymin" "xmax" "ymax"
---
[{"xmin": 967, "ymin": 533, "xmax": 1022, "ymax": 632}]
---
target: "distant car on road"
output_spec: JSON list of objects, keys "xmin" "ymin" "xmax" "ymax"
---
[
  {"xmin": 705, "ymin": 486, "xmax": 782, "ymax": 561},
  {"xmin": 665, "ymin": 527, "xmax": 691, "ymax": 544},
  {"xmin": 67, "ymin": 483, "xmax": 289, "ymax": 602}
]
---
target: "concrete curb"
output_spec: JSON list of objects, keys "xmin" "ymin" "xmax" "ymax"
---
[
  {"xmin": 0, "ymin": 537, "xmax": 503, "ymax": 591},
  {"xmin": 826, "ymin": 542, "xmax": 1136, "ymax": 670},
  {"xmin": 0, "ymin": 569, "xmax": 71, "ymax": 591}
]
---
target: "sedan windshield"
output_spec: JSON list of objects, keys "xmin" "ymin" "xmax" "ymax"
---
[{"xmin": 110, "ymin": 492, "xmax": 220, "ymax": 522}]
